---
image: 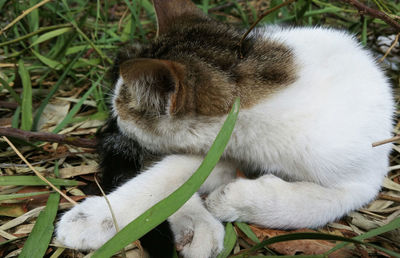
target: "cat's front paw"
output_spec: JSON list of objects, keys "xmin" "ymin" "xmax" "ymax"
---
[
  {"xmin": 56, "ymin": 196, "xmax": 116, "ymax": 250},
  {"xmin": 171, "ymin": 214, "xmax": 225, "ymax": 258}
]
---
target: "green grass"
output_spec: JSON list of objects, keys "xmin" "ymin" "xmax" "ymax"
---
[{"xmin": 0, "ymin": 0, "xmax": 400, "ymax": 257}]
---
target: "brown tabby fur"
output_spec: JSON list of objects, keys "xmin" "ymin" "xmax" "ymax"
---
[{"xmin": 113, "ymin": 0, "xmax": 297, "ymax": 130}]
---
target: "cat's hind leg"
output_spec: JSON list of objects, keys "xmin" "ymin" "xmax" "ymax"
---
[{"xmin": 205, "ymin": 172, "xmax": 383, "ymax": 228}]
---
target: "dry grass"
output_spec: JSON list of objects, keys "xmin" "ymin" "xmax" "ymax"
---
[{"xmin": 0, "ymin": 0, "xmax": 399, "ymax": 257}]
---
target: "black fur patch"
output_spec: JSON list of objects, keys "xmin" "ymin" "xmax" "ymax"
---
[{"xmin": 97, "ymin": 119, "xmax": 174, "ymax": 258}]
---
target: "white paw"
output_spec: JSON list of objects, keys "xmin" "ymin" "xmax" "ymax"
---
[
  {"xmin": 56, "ymin": 196, "xmax": 116, "ymax": 250},
  {"xmin": 205, "ymin": 184, "xmax": 240, "ymax": 222},
  {"xmin": 171, "ymin": 214, "xmax": 225, "ymax": 258}
]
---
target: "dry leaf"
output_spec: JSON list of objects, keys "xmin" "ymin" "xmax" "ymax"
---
[
  {"xmin": 248, "ymin": 225, "xmax": 351, "ymax": 256},
  {"xmin": 59, "ymin": 165, "xmax": 98, "ymax": 178},
  {"xmin": 13, "ymin": 223, "xmax": 34, "ymax": 235},
  {"xmin": 36, "ymin": 99, "xmax": 70, "ymax": 131},
  {"xmin": 0, "ymin": 204, "xmax": 27, "ymax": 217}
]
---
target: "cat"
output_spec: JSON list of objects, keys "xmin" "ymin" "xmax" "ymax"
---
[{"xmin": 56, "ymin": 0, "xmax": 394, "ymax": 257}]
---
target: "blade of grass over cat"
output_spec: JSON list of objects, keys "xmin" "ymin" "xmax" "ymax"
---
[
  {"xmin": 19, "ymin": 192, "xmax": 60, "ymax": 258},
  {"xmin": 18, "ymin": 60, "xmax": 33, "ymax": 131},
  {"xmin": 52, "ymin": 74, "xmax": 102, "ymax": 134},
  {"xmin": 216, "ymin": 223, "xmax": 237, "ymax": 258},
  {"xmin": 92, "ymin": 98, "xmax": 240, "ymax": 258},
  {"xmin": 0, "ymin": 176, "xmax": 81, "ymax": 186}
]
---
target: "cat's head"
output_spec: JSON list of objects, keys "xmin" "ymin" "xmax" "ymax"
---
[
  {"xmin": 112, "ymin": 0, "xmax": 296, "ymax": 150},
  {"xmin": 112, "ymin": 0, "xmax": 248, "ymax": 122}
]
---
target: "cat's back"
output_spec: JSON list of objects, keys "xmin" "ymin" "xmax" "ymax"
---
[
  {"xmin": 233, "ymin": 26, "xmax": 393, "ymax": 183},
  {"xmin": 251, "ymin": 26, "xmax": 393, "ymax": 127}
]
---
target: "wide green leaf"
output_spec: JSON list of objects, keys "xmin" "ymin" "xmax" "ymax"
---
[
  {"xmin": 92, "ymin": 98, "xmax": 240, "ymax": 257},
  {"xmin": 19, "ymin": 193, "xmax": 60, "ymax": 258}
]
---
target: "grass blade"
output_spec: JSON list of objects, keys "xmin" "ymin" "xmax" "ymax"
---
[
  {"xmin": 326, "ymin": 216, "xmax": 400, "ymax": 255},
  {"xmin": 12, "ymin": 106, "xmax": 21, "ymax": 129},
  {"xmin": 0, "ymin": 24, "xmax": 71, "ymax": 48},
  {"xmin": 52, "ymin": 74, "xmax": 102, "ymax": 133},
  {"xmin": 235, "ymin": 222, "xmax": 260, "ymax": 243},
  {"xmin": 30, "ymin": 27, "xmax": 72, "ymax": 47},
  {"xmin": 217, "ymin": 223, "xmax": 237, "ymax": 258},
  {"xmin": 0, "ymin": 77, "xmax": 21, "ymax": 105},
  {"xmin": 32, "ymin": 50, "xmax": 63, "ymax": 70},
  {"xmin": 0, "ymin": 191, "xmax": 52, "ymax": 201},
  {"xmin": 92, "ymin": 98, "xmax": 240, "ymax": 257},
  {"xmin": 32, "ymin": 50, "xmax": 85, "ymax": 130},
  {"xmin": 0, "ymin": 176, "xmax": 82, "ymax": 186},
  {"xmin": 362, "ymin": 16, "xmax": 367, "ymax": 46},
  {"xmin": 0, "ymin": 236, "xmax": 27, "ymax": 247},
  {"xmin": 19, "ymin": 192, "xmax": 60, "ymax": 258},
  {"xmin": 18, "ymin": 60, "xmax": 33, "ymax": 131}
]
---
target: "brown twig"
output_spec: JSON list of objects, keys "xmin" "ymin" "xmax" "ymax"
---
[
  {"xmin": 372, "ymin": 135, "xmax": 400, "ymax": 147},
  {"xmin": 0, "ymin": 0, "xmax": 52, "ymax": 36},
  {"xmin": 238, "ymin": 0, "xmax": 297, "ymax": 58},
  {"xmin": 379, "ymin": 33, "xmax": 400, "ymax": 63},
  {"xmin": 2, "ymin": 136, "xmax": 77, "ymax": 205},
  {"xmin": 341, "ymin": 0, "xmax": 400, "ymax": 32},
  {"xmin": 379, "ymin": 193, "xmax": 400, "ymax": 203},
  {"xmin": 0, "ymin": 101, "xmax": 19, "ymax": 109},
  {"xmin": 0, "ymin": 127, "xmax": 98, "ymax": 148}
]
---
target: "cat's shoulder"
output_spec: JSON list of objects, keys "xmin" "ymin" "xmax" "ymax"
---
[
  {"xmin": 256, "ymin": 25, "xmax": 365, "ymax": 57},
  {"xmin": 259, "ymin": 25, "xmax": 357, "ymax": 44}
]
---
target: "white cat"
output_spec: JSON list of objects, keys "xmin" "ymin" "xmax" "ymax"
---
[{"xmin": 56, "ymin": 0, "xmax": 394, "ymax": 257}]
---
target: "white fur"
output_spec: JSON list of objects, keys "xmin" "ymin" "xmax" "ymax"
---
[
  {"xmin": 57, "ymin": 27, "xmax": 393, "ymax": 257},
  {"xmin": 56, "ymin": 155, "xmax": 235, "ymax": 255}
]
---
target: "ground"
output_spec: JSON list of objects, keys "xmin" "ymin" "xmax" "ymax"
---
[{"xmin": 0, "ymin": 0, "xmax": 399, "ymax": 257}]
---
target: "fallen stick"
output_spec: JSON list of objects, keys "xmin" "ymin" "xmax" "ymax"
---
[
  {"xmin": 0, "ymin": 126, "xmax": 98, "ymax": 148},
  {"xmin": 341, "ymin": 0, "xmax": 400, "ymax": 32}
]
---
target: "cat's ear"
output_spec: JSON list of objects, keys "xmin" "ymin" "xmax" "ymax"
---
[
  {"xmin": 152, "ymin": 0, "xmax": 205, "ymax": 35},
  {"xmin": 119, "ymin": 58, "xmax": 186, "ymax": 115}
]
